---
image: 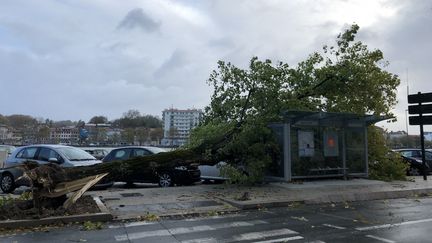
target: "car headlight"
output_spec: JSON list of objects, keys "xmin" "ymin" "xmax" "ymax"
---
[{"xmin": 175, "ymin": 166, "xmax": 188, "ymax": 171}]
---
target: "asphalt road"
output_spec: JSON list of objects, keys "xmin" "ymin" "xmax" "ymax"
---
[{"xmin": 1, "ymin": 197, "xmax": 432, "ymax": 243}]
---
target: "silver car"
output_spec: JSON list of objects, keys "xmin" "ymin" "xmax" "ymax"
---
[
  {"xmin": 199, "ymin": 161, "xmax": 228, "ymax": 183},
  {"xmin": 0, "ymin": 144, "xmax": 101, "ymax": 193}
]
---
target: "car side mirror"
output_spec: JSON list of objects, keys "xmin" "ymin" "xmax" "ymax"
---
[{"xmin": 48, "ymin": 158, "xmax": 59, "ymax": 163}]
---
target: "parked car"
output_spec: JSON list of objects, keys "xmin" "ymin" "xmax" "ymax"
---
[
  {"xmin": 393, "ymin": 148, "xmax": 432, "ymax": 175},
  {"xmin": 83, "ymin": 148, "xmax": 109, "ymax": 160},
  {"xmin": 102, "ymin": 146, "xmax": 201, "ymax": 187},
  {"xmin": 199, "ymin": 161, "xmax": 228, "ymax": 183},
  {"xmin": 0, "ymin": 144, "xmax": 105, "ymax": 193}
]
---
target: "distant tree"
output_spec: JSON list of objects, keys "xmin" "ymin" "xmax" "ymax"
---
[
  {"xmin": 7, "ymin": 114, "xmax": 37, "ymax": 128},
  {"xmin": 112, "ymin": 111, "xmax": 162, "ymax": 129},
  {"xmin": 0, "ymin": 114, "xmax": 8, "ymax": 125},
  {"xmin": 123, "ymin": 109, "xmax": 141, "ymax": 119},
  {"xmin": 150, "ymin": 128, "xmax": 163, "ymax": 144},
  {"xmin": 36, "ymin": 126, "xmax": 51, "ymax": 143},
  {"xmin": 45, "ymin": 119, "xmax": 54, "ymax": 127},
  {"xmin": 121, "ymin": 128, "xmax": 135, "ymax": 144},
  {"xmin": 135, "ymin": 127, "xmax": 149, "ymax": 145},
  {"xmin": 89, "ymin": 116, "xmax": 108, "ymax": 124},
  {"xmin": 53, "ymin": 120, "xmax": 75, "ymax": 128}
]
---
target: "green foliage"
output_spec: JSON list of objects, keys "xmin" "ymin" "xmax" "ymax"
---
[
  {"xmin": 19, "ymin": 191, "xmax": 33, "ymax": 201},
  {"xmin": 368, "ymin": 126, "xmax": 408, "ymax": 181},
  {"xmin": 140, "ymin": 212, "xmax": 160, "ymax": 221},
  {"xmin": 0, "ymin": 195, "xmax": 13, "ymax": 207},
  {"xmin": 188, "ymin": 121, "xmax": 235, "ymax": 149},
  {"xmin": 82, "ymin": 221, "xmax": 103, "ymax": 231}
]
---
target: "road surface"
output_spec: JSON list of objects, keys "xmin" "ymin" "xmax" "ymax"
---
[{"xmin": 1, "ymin": 196, "xmax": 432, "ymax": 242}]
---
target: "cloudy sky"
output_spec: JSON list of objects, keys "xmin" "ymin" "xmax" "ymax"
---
[{"xmin": 0, "ymin": 0, "xmax": 431, "ymax": 133}]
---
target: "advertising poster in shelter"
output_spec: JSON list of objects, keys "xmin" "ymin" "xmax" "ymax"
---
[
  {"xmin": 298, "ymin": 130, "xmax": 314, "ymax": 157},
  {"xmin": 324, "ymin": 130, "xmax": 339, "ymax": 157}
]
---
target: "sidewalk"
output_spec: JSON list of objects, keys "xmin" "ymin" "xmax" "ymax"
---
[{"xmin": 87, "ymin": 176, "xmax": 432, "ymax": 221}]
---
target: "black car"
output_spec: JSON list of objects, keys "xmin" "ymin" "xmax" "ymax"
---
[
  {"xmin": 393, "ymin": 149, "xmax": 432, "ymax": 175},
  {"xmin": 102, "ymin": 146, "xmax": 201, "ymax": 187}
]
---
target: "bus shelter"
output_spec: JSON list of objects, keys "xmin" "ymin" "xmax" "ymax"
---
[{"xmin": 267, "ymin": 111, "xmax": 388, "ymax": 181}]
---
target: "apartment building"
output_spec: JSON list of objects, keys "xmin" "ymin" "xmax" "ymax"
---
[
  {"xmin": 162, "ymin": 108, "xmax": 203, "ymax": 146},
  {"xmin": 50, "ymin": 126, "xmax": 79, "ymax": 143}
]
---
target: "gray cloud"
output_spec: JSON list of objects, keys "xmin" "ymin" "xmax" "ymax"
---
[{"xmin": 117, "ymin": 8, "xmax": 160, "ymax": 32}]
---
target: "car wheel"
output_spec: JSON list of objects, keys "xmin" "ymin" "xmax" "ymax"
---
[
  {"xmin": 158, "ymin": 173, "xmax": 173, "ymax": 187},
  {"xmin": 1, "ymin": 173, "xmax": 16, "ymax": 193}
]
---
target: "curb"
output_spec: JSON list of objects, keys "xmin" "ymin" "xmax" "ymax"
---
[
  {"xmin": 110, "ymin": 208, "xmax": 242, "ymax": 222},
  {"xmin": 218, "ymin": 197, "xmax": 304, "ymax": 210},
  {"xmin": 158, "ymin": 209, "xmax": 242, "ymax": 221},
  {"xmin": 0, "ymin": 196, "xmax": 113, "ymax": 229},
  {"xmin": 218, "ymin": 188, "xmax": 432, "ymax": 210}
]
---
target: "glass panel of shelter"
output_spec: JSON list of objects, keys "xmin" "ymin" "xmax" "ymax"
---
[{"xmin": 291, "ymin": 125, "xmax": 345, "ymax": 178}]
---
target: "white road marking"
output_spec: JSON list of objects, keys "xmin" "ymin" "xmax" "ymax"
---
[
  {"xmin": 115, "ymin": 229, "xmax": 170, "ymax": 241},
  {"xmin": 356, "ymin": 218, "xmax": 432, "ymax": 231},
  {"xmin": 114, "ymin": 220, "xmax": 268, "ymax": 241},
  {"xmin": 108, "ymin": 221, "xmax": 157, "ymax": 229},
  {"xmin": 233, "ymin": 228, "xmax": 299, "ymax": 242},
  {"xmin": 322, "ymin": 223, "xmax": 346, "ymax": 230},
  {"xmin": 170, "ymin": 220, "xmax": 267, "ymax": 234},
  {"xmin": 181, "ymin": 238, "xmax": 219, "ymax": 243},
  {"xmin": 124, "ymin": 221, "xmax": 158, "ymax": 227},
  {"xmin": 365, "ymin": 235, "xmax": 396, "ymax": 243},
  {"xmin": 184, "ymin": 214, "xmax": 247, "ymax": 221},
  {"xmin": 253, "ymin": 236, "xmax": 304, "ymax": 243}
]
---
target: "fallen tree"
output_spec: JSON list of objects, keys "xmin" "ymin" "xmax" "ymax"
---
[{"xmin": 15, "ymin": 90, "xmax": 251, "ymax": 211}]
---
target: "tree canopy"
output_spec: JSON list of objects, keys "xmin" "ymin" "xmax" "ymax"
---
[
  {"xmin": 88, "ymin": 116, "xmax": 108, "ymax": 124},
  {"xmin": 112, "ymin": 109, "xmax": 162, "ymax": 128},
  {"xmin": 192, "ymin": 24, "xmax": 402, "ymax": 183},
  {"xmin": 205, "ymin": 24, "xmax": 399, "ymax": 125}
]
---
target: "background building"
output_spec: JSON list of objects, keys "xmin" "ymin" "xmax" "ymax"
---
[
  {"xmin": 0, "ymin": 125, "xmax": 13, "ymax": 144},
  {"xmin": 50, "ymin": 126, "xmax": 79, "ymax": 144},
  {"xmin": 161, "ymin": 108, "xmax": 203, "ymax": 146}
]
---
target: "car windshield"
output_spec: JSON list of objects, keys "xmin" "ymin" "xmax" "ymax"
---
[
  {"xmin": 57, "ymin": 147, "xmax": 96, "ymax": 161},
  {"xmin": 146, "ymin": 147, "xmax": 167, "ymax": 154}
]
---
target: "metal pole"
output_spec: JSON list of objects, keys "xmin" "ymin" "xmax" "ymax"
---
[
  {"xmin": 418, "ymin": 92, "xmax": 427, "ymax": 181},
  {"xmin": 405, "ymin": 109, "xmax": 409, "ymax": 136}
]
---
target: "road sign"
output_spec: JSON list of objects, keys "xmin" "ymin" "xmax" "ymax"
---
[
  {"xmin": 407, "ymin": 91, "xmax": 432, "ymax": 181},
  {"xmin": 408, "ymin": 104, "xmax": 432, "ymax": 115},
  {"xmin": 408, "ymin": 92, "xmax": 432, "ymax": 104},
  {"xmin": 409, "ymin": 115, "xmax": 432, "ymax": 125}
]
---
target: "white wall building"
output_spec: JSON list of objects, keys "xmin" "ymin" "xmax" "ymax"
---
[
  {"xmin": 162, "ymin": 108, "xmax": 203, "ymax": 146},
  {"xmin": 0, "ymin": 125, "xmax": 13, "ymax": 142},
  {"xmin": 50, "ymin": 126, "xmax": 79, "ymax": 143}
]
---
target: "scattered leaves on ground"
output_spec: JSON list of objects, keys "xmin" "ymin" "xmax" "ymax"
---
[
  {"xmin": 140, "ymin": 212, "xmax": 160, "ymax": 221},
  {"xmin": 82, "ymin": 221, "xmax": 103, "ymax": 231},
  {"xmin": 207, "ymin": 211, "xmax": 219, "ymax": 217}
]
